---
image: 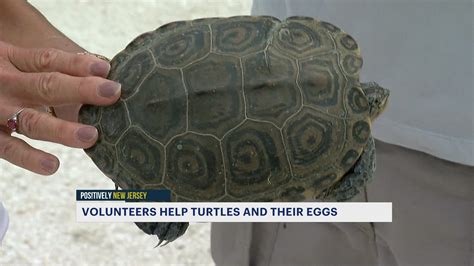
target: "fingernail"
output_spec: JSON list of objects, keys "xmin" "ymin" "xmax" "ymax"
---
[
  {"xmin": 40, "ymin": 158, "xmax": 58, "ymax": 173},
  {"xmin": 98, "ymin": 81, "xmax": 121, "ymax": 98},
  {"xmin": 76, "ymin": 126, "xmax": 98, "ymax": 142},
  {"xmin": 90, "ymin": 61, "xmax": 111, "ymax": 77}
]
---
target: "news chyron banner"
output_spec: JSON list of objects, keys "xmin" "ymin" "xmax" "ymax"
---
[{"xmin": 76, "ymin": 190, "xmax": 392, "ymax": 222}]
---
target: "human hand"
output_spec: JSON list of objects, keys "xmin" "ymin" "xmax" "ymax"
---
[{"xmin": 0, "ymin": 41, "xmax": 121, "ymax": 175}]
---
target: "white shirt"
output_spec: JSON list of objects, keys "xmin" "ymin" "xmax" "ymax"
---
[
  {"xmin": 0, "ymin": 201, "xmax": 8, "ymax": 243},
  {"xmin": 252, "ymin": 0, "xmax": 474, "ymax": 166}
]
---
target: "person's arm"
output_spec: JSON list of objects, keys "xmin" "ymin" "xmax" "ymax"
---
[{"xmin": 0, "ymin": 0, "xmax": 84, "ymax": 52}]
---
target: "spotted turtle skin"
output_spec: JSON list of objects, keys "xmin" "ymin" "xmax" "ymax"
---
[{"xmin": 79, "ymin": 16, "xmax": 375, "ymax": 243}]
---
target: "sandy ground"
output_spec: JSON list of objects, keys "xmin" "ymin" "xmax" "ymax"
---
[{"xmin": 0, "ymin": 0, "xmax": 251, "ymax": 264}]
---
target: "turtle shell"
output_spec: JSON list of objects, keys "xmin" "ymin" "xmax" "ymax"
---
[{"xmin": 79, "ymin": 16, "xmax": 371, "ymax": 202}]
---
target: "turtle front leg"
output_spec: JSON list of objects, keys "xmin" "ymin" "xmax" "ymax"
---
[
  {"xmin": 321, "ymin": 136, "xmax": 376, "ymax": 202},
  {"xmin": 135, "ymin": 222, "xmax": 189, "ymax": 247}
]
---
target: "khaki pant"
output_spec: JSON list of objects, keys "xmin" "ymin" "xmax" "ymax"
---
[{"xmin": 211, "ymin": 140, "xmax": 473, "ymax": 266}]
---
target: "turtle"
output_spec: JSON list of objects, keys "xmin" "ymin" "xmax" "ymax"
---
[{"xmin": 79, "ymin": 16, "xmax": 390, "ymax": 245}]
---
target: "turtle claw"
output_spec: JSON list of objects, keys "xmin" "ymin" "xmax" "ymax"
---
[
  {"xmin": 154, "ymin": 239, "xmax": 171, "ymax": 248},
  {"xmin": 154, "ymin": 239, "xmax": 165, "ymax": 248},
  {"xmin": 135, "ymin": 222, "xmax": 189, "ymax": 246}
]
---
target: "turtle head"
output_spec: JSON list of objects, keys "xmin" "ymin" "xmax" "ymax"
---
[{"xmin": 361, "ymin": 82, "xmax": 390, "ymax": 121}]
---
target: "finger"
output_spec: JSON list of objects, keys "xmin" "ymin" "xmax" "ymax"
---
[
  {"xmin": 16, "ymin": 108, "xmax": 98, "ymax": 148},
  {"xmin": 0, "ymin": 105, "xmax": 22, "ymax": 131},
  {"xmin": 5, "ymin": 45, "xmax": 110, "ymax": 77},
  {"xmin": 0, "ymin": 131, "xmax": 59, "ymax": 175},
  {"xmin": 11, "ymin": 71, "xmax": 121, "ymax": 106},
  {"xmin": 53, "ymin": 104, "xmax": 81, "ymax": 122},
  {"xmin": 0, "ymin": 105, "xmax": 52, "ymax": 126},
  {"xmin": 0, "ymin": 125, "xmax": 12, "ymax": 135}
]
